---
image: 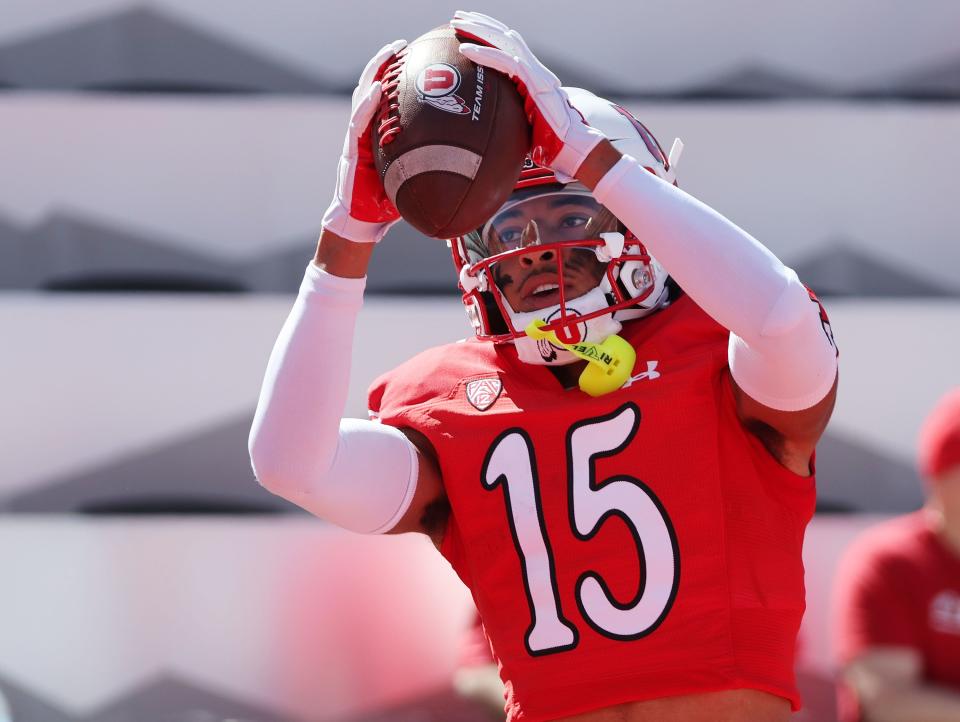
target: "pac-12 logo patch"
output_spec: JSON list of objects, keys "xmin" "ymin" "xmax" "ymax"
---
[
  {"xmin": 416, "ymin": 63, "xmax": 470, "ymax": 115},
  {"xmin": 466, "ymin": 377, "xmax": 503, "ymax": 411}
]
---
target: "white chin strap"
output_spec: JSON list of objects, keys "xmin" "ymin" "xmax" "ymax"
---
[{"xmin": 507, "ymin": 284, "xmax": 623, "ymax": 366}]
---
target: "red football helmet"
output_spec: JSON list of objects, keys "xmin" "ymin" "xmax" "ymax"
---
[{"xmin": 450, "ymin": 88, "xmax": 683, "ymax": 365}]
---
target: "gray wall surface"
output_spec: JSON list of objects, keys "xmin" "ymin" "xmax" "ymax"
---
[
  {"xmin": 2, "ymin": 294, "xmax": 954, "ymax": 513},
  {"xmin": 0, "ymin": 0, "xmax": 957, "ymax": 94},
  {"xmin": 2, "ymin": 95, "xmax": 958, "ymax": 294}
]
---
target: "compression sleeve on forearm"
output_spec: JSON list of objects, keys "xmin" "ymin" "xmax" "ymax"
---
[
  {"xmin": 593, "ymin": 155, "xmax": 837, "ymax": 411},
  {"xmin": 248, "ymin": 262, "xmax": 418, "ymax": 533}
]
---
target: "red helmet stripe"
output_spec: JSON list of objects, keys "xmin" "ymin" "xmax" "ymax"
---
[{"xmin": 610, "ymin": 104, "xmax": 669, "ymax": 169}]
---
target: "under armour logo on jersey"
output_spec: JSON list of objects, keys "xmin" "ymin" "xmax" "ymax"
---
[
  {"xmin": 466, "ymin": 377, "xmax": 503, "ymax": 411},
  {"xmin": 621, "ymin": 361, "xmax": 661, "ymax": 389}
]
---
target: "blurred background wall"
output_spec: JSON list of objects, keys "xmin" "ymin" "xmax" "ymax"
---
[{"xmin": 1, "ymin": 1, "xmax": 958, "ymax": 720}]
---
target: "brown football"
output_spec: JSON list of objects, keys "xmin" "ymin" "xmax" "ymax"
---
[{"xmin": 372, "ymin": 26, "xmax": 530, "ymax": 239}]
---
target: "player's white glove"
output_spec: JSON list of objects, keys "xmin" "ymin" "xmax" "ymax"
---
[
  {"xmin": 451, "ymin": 11, "xmax": 605, "ymax": 181},
  {"xmin": 321, "ymin": 39, "xmax": 406, "ymax": 243}
]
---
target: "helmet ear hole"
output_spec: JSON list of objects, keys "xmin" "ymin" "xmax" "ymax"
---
[{"xmin": 620, "ymin": 260, "xmax": 655, "ymax": 299}]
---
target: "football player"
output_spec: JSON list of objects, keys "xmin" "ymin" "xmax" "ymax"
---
[{"xmin": 249, "ymin": 11, "xmax": 838, "ymax": 722}]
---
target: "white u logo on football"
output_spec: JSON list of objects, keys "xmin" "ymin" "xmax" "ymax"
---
[{"xmin": 416, "ymin": 63, "xmax": 461, "ymax": 97}]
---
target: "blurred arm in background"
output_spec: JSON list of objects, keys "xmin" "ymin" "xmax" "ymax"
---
[{"xmin": 843, "ymin": 649, "xmax": 960, "ymax": 722}]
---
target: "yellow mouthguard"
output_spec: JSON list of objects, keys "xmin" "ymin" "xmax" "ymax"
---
[{"xmin": 524, "ymin": 319, "xmax": 636, "ymax": 397}]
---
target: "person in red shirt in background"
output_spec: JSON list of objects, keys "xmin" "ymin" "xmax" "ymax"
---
[{"xmin": 834, "ymin": 388, "xmax": 960, "ymax": 722}]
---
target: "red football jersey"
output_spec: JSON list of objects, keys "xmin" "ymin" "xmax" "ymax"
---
[
  {"xmin": 368, "ymin": 295, "xmax": 815, "ymax": 721},
  {"xmin": 834, "ymin": 512, "xmax": 960, "ymax": 722}
]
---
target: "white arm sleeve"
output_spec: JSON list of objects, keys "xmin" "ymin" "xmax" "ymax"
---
[
  {"xmin": 593, "ymin": 155, "xmax": 837, "ymax": 411},
  {"xmin": 248, "ymin": 262, "xmax": 419, "ymax": 534}
]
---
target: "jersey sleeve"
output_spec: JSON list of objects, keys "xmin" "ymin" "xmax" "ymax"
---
[
  {"xmin": 365, "ymin": 365, "xmax": 421, "ymax": 424},
  {"xmin": 834, "ymin": 539, "xmax": 923, "ymax": 663},
  {"xmin": 366, "ymin": 342, "xmax": 472, "ymax": 425}
]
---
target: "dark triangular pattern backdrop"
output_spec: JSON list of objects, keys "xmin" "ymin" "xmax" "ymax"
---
[
  {"xmin": 0, "ymin": 214, "xmax": 28, "ymax": 286},
  {"xmin": 791, "ymin": 241, "xmax": 960, "ymax": 297},
  {"xmin": 813, "ymin": 432, "xmax": 924, "ymax": 513},
  {"xmin": 2, "ymin": 414, "xmax": 294, "ymax": 514},
  {"xmin": 1, "ymin": 412, "xmax": 924, "ymax": 515},
  {"xmin": 536, "ymin": 54, "xmax": 622, "ymax": 98},
  {"xmin": 0, "ymin": 213, "xmax": 463, "ymax": 294},
  {"xmin": 0, "ymin": 6, "xmax": 955, "ymax": 99},
  {"xmin": 857, "ymin": 53, "xmax": 960, "ymax": 100},
  {"xmin": 0, "ymin": 673, "xmax": 501, "ymax": 722},
  {"xmin": 0, "ymin": 668, "xmax": 841, "ymax": 722},
  {"xmin": 84, "ymin": 674, "xmax": 294, "ymax": 722},
  {"xmin": 6, "ymin": 209, "xmax": 959, "ymax": 296},
  {"xmin": 234, "ymin": 237, "xmax": 324, "ymax": 293},
  {"xmin": 0, "ymin": 674, "xmax": 75, "ymax": 722},
  {"xmin": 675, "ymin": 63, "xmax": 830, "ymax": 100},
  {"xmin": 361, "ymin": 222, "xmax": 461, "ymax": 294},
  {"xmin": 239, "ymin": 222, "xmax": 459, "ymax": 295},
  {"xmin": 2, "ymin": 211, "xmax": 244, "ymax": 292},
  {"xmin": 0, "ymin": 6, "xmax": 331, "ymax": 93}
]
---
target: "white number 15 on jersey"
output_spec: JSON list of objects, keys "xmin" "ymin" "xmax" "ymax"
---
[{"xmin": 482, "ymin": 402, "xmax": 679, "ymax": 656}]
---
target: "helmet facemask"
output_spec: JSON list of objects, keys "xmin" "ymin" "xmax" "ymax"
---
[
  {"xmin": 450, "ymin": 88, "xmax": 681, "ymax": 367},
  {"xmin": 454, "ymin": 183, "xmax": 668, "ymax": 365}
]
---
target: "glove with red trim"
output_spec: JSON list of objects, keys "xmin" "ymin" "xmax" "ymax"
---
[
  {"xmin": 451, "ymin": 11, "xmax": 605, "ymax": 181},
  {"xmin": 321, "ymin": 39, "xmax": 406, "ymax": 243}
]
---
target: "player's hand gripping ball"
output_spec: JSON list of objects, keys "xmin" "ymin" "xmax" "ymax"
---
[
  {"xmin": 451, "ymin": 10, "xmax": 606, "ymax": 181},
  {"xmin": 322, "ymin": 39, "xmax": 407, "ymax": 244},
  {"xmin": 371, "ymin": 26, "xmax": 530, "ymax": 239}
]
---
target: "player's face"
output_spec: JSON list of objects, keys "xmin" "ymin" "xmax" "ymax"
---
[
  {"xmin": 492, "ymin": 244, "xmax": 606, "ymax": 313},
  {"xmin": 484, "ymin": 193, "xmax": 613, "ymax": 313}
]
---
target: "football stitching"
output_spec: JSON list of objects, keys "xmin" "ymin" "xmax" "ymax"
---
[{"xmin": 375, "ymin": 47, "xmax": 407, "ymax": 148}]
